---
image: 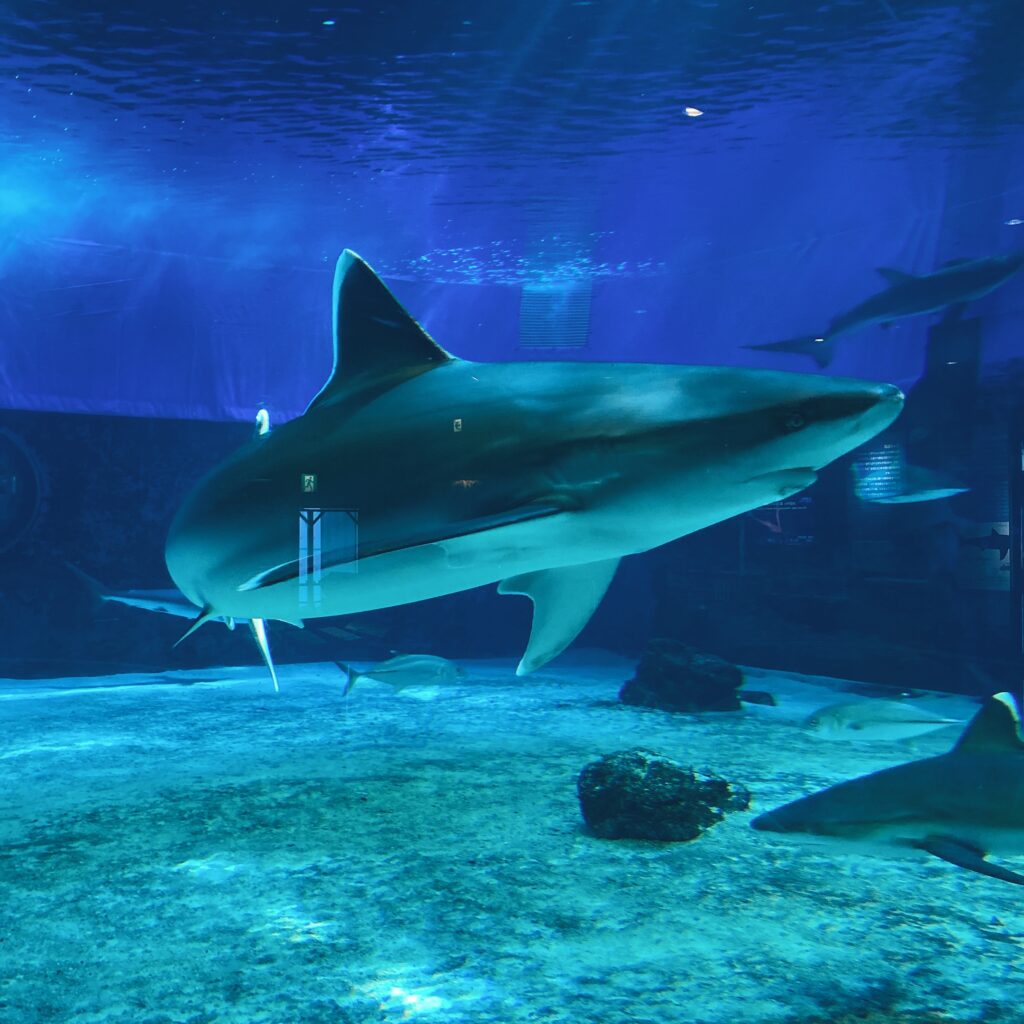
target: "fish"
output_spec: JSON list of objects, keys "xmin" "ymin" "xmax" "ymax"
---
[
  {"xmin": 753, "ymin": 692, "xmax": 1024, "ymax": 886},
  {"xmin": 746, "ymin": 251, "xmax": 1024, "ymax": 367},
  {"xmin": 338, "ymin": 654, "xmax": 466, "ymax": 696},
  {"xmin": 165, "ymin": 250, "xmax": 903, "ymax": 687},
  {"xmin": 854, "ymin": 462, "xmax": 969, "ymax": 505},
  {"xmin": 803, "ymin": 700, "xmax": 963, "ymax": 741},
  {"xmin": 962, "ymin": 528, "xmax": 1011, "ymax": 560}
]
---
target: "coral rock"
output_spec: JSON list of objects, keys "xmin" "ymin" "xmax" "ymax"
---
[
  {"xmin": 619, "ymin": 638, "xmax": 744, "ymax": 712},
  {"xmin": 577, "ymin": 747, "xmax": 751, "ymax": 841}
]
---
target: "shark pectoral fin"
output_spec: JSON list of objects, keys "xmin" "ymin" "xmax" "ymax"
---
[
  {"xmin": 499, "ymin": 558, "xmax": 620, "ymax": 676},
  {"xmin": 876, "ymin": 266, "xmax": 916, "ymax": 285},
  {"xmin": 913, "ymin": 836, "xmax": 1024, "ymax": 886},
  {"xmin": 248, "ymin": 617, "xmax": 280, "ymax": 693}
]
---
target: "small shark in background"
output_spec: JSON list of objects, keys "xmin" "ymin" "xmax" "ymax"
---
[
  {"xmin": 747, "ymin": 251, "xmax": 1024, "ymax": 367},
  {"xmin": 753, "ymin": 692, "xmax": 1024, "ymax": 886},
  {"xmin": 69, "ymin": 564, "xmax": 384, "ymax": 656},
  {"xmin": 853, "ymin": 462, "xmax": 969, "ymax": 505},
  {"xmin": 962, "ymin": 528, "xmax": 1011, "ymax": 561},
  {"xmin": 68, "ymin": 564, "xmax": 229, "ymax": 623},
  {"xmin": 164, "ymin": 250, "xmax": 904, "ymax": 689}
]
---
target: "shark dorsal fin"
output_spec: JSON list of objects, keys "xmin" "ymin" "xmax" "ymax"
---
[
  {"xmin": 306, "ymin": 250, "xmax": 453, "ymax": 412},
  {"xmin": 876, "ymin": 266, "xmax": 915, "ymax": 286},
  {"xmin": 953, "ymin": 692, "xmax": 1024, "ymax": 754}
]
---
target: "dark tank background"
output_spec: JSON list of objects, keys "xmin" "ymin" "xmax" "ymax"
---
[{"xmin": 1, "ymin": 0, "xmax": 1022, "ymax": 690}]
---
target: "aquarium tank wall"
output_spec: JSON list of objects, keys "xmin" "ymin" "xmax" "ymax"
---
[{"xmin": 1, "ymin": 1, "xmax": 1024, "ymax": 1022}]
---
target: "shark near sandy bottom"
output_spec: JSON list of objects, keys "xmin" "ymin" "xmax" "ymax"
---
[
  {"xmin": 165, "ymin": 250, "xmax": 903, "ymax": 688},
  {"xmin": 753, "ymin": 693, "xmax": 1024, "ymax": 886}
]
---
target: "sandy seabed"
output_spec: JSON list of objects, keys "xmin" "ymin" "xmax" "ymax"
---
[{"xmin": 0, "ymin": 652, "xmax": 1017, "ymax": 1024}]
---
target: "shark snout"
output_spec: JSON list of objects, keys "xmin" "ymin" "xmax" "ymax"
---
[
  {"xmin": 833, "ymin": 381, "xmax": 903, "ymax": 424},
  {"xmin": 750, "ymin": 809, "xmax": 788, "ymax": 833},
  {"xmin": 872, "ymin": 382, "xmax": 904, "ymax": 404},
  {"xmin": 869, "ymin": 382, "xmax": 905, "ymax": 410},
  {"xmin": 850, "ymin": 381, "xmax": 904, "ymax": 443},
  {"xmin": 750, "ymin": 805, "xmax": 839, "ymax": 839},
  {"xmin": 811, "ymin": 379, "xmax": 903, "ymax": 464}
]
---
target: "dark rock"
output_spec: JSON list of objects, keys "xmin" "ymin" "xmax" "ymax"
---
[
  {"xmin": 577, "ymin": 747, "xmax": 751, "ymax": 841},
  {"xmin": 619, "ymin": 638, "xmax": 743, "ymax": 712},
  {"xmin": 739, "ymin": 689, "xmax": 777, "ymax": 707}
]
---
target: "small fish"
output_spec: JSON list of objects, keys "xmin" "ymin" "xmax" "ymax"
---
[
  {"xmin": 803, "ymin": 700, "xmax": 963, "ymax": 741},
  {"xmin": 338, "ymin": 655, "xmax": 466, "ymax": 696}
]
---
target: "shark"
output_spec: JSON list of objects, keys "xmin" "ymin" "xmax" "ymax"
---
[
  {"xmin": 752, "ymin": 692, "xmax": 1024, "ymax": 886},
  {"xmin": 963, "ymin": 527, "xmax": 1011, "ymax": 561},
  {"xmin": 165, "ymin": 250, "xmax": 903, "ymax": 687},
  {"xmin": 746, "ymin": 251, "xmax": 1024, "ymax": 367},
  {"xmin": 68, "ymin": 563, "xmax": 229, "ymax": 623},
  {"xmin": 852, "ymin": 461, "xmax": 969, "ymax": 505}
]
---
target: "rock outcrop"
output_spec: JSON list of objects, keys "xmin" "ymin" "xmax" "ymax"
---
[
  {"xmin": 619, "ymin": 638, "xmax": 744, "ymax": 712},
  {"xmin": 577, "ymin": 747, "xmax": 751, "ymax": 841}
]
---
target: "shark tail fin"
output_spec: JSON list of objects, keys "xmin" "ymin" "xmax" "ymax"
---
[
  {"xmin": 745, "ymin": 335, "xmax": 835, "ymax": 368},
  {"xmin": 174, "ymin": 606, "xmax": 219, "ymax": 647},
  {"xmin": 249, "ymin": 617, "xmax": 279, "ymax": 693},
  {"xmin": 337, "ymin": 661, "xmax": 361, "ymax": 696}
]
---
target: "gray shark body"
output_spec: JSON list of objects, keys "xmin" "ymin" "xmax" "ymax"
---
[
  {"xmin": 753, "ymin": 693, "xmax": 1024, "ymax": 886},
  {"xmin": 165, "ymin": 251, "xmax": 902, "ymax": 680},
  {"xmin": 748, "ymin": 251, "xmax": 1024, "ymax": 367}
]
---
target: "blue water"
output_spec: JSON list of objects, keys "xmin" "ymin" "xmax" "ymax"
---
[
  {"xmin": 2, "ymin": 2, "xmax": 1024, "ymax": 1021},
  {"xmin": 4, "ymin": 0, "xmax": 1024, "ymax": 418},
  {"xmin": 4, "ymin": 1, "xmax": 1022, "ymax": 281}
]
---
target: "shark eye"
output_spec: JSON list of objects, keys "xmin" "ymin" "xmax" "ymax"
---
[{"xmin": 783, "ymin": 410, "xmax": 808, "ymax": 432}]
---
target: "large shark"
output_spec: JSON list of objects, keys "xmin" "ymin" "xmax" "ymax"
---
[
  {"xmin": 752, "ymin": 692, "xmax": 1024, "ymax": 886},
  {"xmin": 747, "ymin": 251, "xmax": 1024, "ymax": 367},
  {"xmin": 165, "ymin": 250, "xmax": 903, "ymax": 686}
]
